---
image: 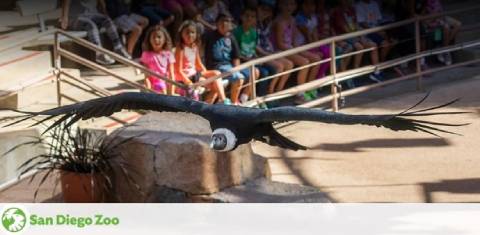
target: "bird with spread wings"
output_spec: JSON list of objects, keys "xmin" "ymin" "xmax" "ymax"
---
[{"xmin": 1, "ymin": 92, "xmax": 469, "ymax": 152}]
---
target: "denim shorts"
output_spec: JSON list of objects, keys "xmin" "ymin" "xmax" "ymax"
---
[{"xmin": 216, "ymin": 64, "xmax": 250, "ymax": 83}]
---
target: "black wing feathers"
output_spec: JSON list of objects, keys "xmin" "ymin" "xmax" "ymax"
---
[
  {"xmin": 257, "ymin": 95, "xmax": 469, "ymax": 136},
  {"xmin": 2, "ymin": 93, "xmax": 208, "ymax": 132}
]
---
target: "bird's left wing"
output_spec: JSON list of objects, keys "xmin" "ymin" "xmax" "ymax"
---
[
  {"xmin": 2, "ymin": 92, "xmax": 210, "ymax": 132},
  {"xmin": 256, "ymin": 97, "xmax": 469, "ymax": 136}
]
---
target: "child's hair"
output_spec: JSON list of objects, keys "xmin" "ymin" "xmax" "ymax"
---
[
  {"xmin": 176, "ymin": 20, "xmax": 201, "ymax": 49},
  {"xmin": 216, "ymin": 12, "xmax": 234, "ymax": 23},
  {"xmin": 242, "ymin": 6, "xmax": 257, "ymax": 16},
  {"xmin": 142, "ymin": 25, "xmax": 173, "ymax": 52},
  {"xmin": 277, "ymin": 0, "xmax": 295, "ymax": 12},
  {"xmin": 298, "ymin": 0, "xmax": 316, "ymax": 13}
]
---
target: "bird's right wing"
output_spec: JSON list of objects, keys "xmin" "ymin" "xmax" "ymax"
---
[
  {"xmin": 256, "ymin": 95, "xmax": 470, "ymax": 136},
  {"xmin": 2, "ymin": 92, "xmax": 210, "ymax": 133}
]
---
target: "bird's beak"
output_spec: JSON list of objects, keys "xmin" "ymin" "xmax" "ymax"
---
[{"xmin": 209, "ymin": 141, "xmax": 214, "ymax": 149}]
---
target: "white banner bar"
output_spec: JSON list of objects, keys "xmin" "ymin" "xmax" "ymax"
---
[{"xmin": 1, "ymin": 204, "xmax": 479, "ymax": 235}]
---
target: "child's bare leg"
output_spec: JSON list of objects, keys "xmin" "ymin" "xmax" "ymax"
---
[
  {"xmin": 447, "ymin": 17, "xmax": 461, "ymax": 44},
  {"xmin": 380, "ymin": 40, "xmax": 392, "ymax": 62},
  {"xmin": 230, "ymin": 79, "xmax": 243, "ymax": 104},
  {"xmin": 300, "ymin": 51, "xmax": 322, "ymax": 82},
  {"xmin": 127, "ymin": 25, "xmax": 142, "ymax": 55},
  {"xmin": 276, "ymin": 58, "xmax": 294, "ymax": 92},
  {"xmin": 353, "ymin": 42, "xmax": 364, "ymax": 68},
  {"xmin": 202, "ymin": 70, "xmax": 226, "ymax": 101},
  {"xmin": 287, "ymin": 54, "xmax": 309, "ymax": 85},
  {"xmin": 204, "ymin": 89, "xmax": 218, "ymax": 104},
  {"xmin": 363, "ymin": 40, "xmax": 379, "ymax": 65},
  {"xmin": 266, "ymin": 60, "xmax": 283, "ymax": 94},
  {"xmin": 241, "ymin": 68, "xmax": 259, "ymax": 99}
]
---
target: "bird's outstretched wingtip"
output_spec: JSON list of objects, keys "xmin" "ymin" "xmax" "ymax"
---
[{"xmin": 390, "ymin": 94, "xmax": 470, "ymax": 137}]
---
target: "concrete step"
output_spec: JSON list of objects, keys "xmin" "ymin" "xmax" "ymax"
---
[
  {"xmin": 0, "ymin": 46, "xmax": 55, "ymax": 109},
  {"xmin": 0, "ymin": 9, "xmax": 60, "ymax": 33}
]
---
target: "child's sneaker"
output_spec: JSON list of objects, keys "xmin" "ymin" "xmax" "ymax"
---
[
  {"xmin": 445, "ymin": 52, "xmax": 452, "ymax": 65},
  {"xmin": 197, "ymin": 86, "xmax": 206, "ymax": 95},
  {"xmin": 240, "ymin": 94, "xmax": 249, "ymax": 104},
  {"xmin": 222, "ymin": 98, "xmax": 232, "ymax": 105},
  {"xmin": 187, "ymin": 88, "xmax": 200, "ymax": 101},
  {"xmin": 294, "ymin": 93, "xmax": 312, "ymax": 104},
  {"xmin": 115, "ymin": 47, "xmax": 132, "ymax": 60},
  {"xmin": 307, "ymin": 90, "xmax": 318, "ymax": 99},
  {"xmin": 96, "ymin": 54, "xmax": 115, "ymax": 65},
  {"xmin": 437, "ymin": 53, "xmax": 446, "ymax": 64},
  {"xmin": 258, "ymin": 103, "xmax": 269, "ymax": 109},
  {"xmin": 369, "ymin": 71, "xmax": 384, "ymax": 83}
]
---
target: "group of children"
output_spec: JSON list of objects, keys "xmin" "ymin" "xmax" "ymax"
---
[{"xmin": 60, "ymin": 0, "xmax": 461, "ymax": 106}]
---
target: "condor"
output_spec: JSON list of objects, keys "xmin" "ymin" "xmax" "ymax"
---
[{"xmin": 4, "ymin": 92, "xmax": 468, "ymax": 152}]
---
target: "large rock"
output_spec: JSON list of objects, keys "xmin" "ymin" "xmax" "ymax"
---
[
  {"xmin": 148, "ymin": 179, "xmax": 331, "ymax": 203},
  {"xmin": 106, "ymin": 112, "xmax": 270, "ymax": 202}
]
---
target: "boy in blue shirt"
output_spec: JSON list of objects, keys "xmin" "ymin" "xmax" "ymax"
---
[{"xmin": 204, "ymin": 13, "xmax": 252, "ymax": 105}]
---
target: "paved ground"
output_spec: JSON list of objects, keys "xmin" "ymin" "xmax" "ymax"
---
[{"xmin": 253, "ymin": 65, "xmax": 480, "ymax": 202}]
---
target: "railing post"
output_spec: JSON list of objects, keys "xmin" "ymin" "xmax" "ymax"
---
[
  {"xmin": 249, "ymin": 65, "xmax": 256, "ymax": 100},
  {"xmin": 414, "ymin": 19, "xmax": 423, "ymax": 91},
  {"xmin": 330, "ymin": 41, "xmax": 339, "ymax": 112},
  {"xmin": 53, "ymin": 31, "xmax": 62, "ymax": 107}
]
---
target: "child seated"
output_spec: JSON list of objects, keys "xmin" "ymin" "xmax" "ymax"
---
[
  {"xmin": 272, "ymin": 0, "xmax": 321, "ymax": 103},
  {"xmin": 161, "ymin": 0, "xmax": 203, "ymax": 33},
  {"xmin": 196, "ymin": 0, "xmax": 231, "ymax": 31},
  {"xmin": 257, "ymin": 0, "xmax": 294, "ymax": 94},
  {"xmin": 233, "ymin": 7, "xmax": 272, "ymax": 97},
  {"xmin": 317, "ymin": 0, "xmax": 352, "ymax": 74},
  {"xmin": 140, "ymin": 26, "xmax": 175, "ymax": 95},
  {"xmin": 425, "ymin": 0, "xmax": 461, "ymax": 65},
  {"xmin": 130, "ymin": 0, "xmax": 174, "ymax": 27},
  {"xmin": 60, "ymin": 0, "xmax": 131, "ymax": 65},
  {"xmin": 105, "ymin": 0, "xmax": 149, "ymax": 56},
  {"xmin": 174, "ymin": 20, "xmax": 230, "ymax": 104},
  {"xmin": 204, "ymin": 13, "xmax": 251, "ymax": 105},
  {"xmin": 354, "ymin": 0, "xmax": 394, "ymax": 62},
  {"xmin": 331, "ymin": 0, "xmax": 384, "ymax": 83},
  {"xmin": 296, "ymin": 0, "xmax": 331, "ymax": 82}
]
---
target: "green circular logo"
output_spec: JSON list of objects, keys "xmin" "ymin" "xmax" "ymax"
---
[{"xmin": 2, "ymin": 208, "xmax": 27, "ymax": 233}]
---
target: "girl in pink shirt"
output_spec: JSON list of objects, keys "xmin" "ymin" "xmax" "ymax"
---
[
  {"xmin": 141, "ymin": 26, "xmax": 175, "ymax": 95},
  {"xmin": 174, "ymin": 20, "xmax": 229, "ymax": 104}
]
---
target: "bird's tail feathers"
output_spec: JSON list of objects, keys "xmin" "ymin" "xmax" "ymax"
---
[{"xmin": 267, "ymin": 127, "xmax": 308, "ymax": 151}]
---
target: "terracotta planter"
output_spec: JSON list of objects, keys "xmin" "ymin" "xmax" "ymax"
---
[{"xmin": 60, "ymin": 171, "xmax": 106, "ymax": 203}]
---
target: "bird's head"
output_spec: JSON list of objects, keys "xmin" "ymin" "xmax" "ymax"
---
[{"xmin": 210, "ymin": 128, "xmax": 237, "ymax": 152}]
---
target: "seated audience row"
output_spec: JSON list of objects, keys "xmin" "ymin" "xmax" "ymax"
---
[{"xmin": 59, "ymin": 0, "xmax": 461, "ymax": 105}]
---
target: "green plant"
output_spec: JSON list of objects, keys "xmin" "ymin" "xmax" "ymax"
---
[{"xmin": 3, "ymin": 122, "xmax": 143, "ymax": 202}]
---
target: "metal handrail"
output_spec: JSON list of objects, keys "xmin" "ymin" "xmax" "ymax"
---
[
  {"xmin": 57, "ymin": 48, "xmax": 153, "ymax": 92},
  {"xmin": 53, "ymin": 29, "xmax": 192, "ymax": 108},
  {"xmin": 55, "ymin": 30, "xmax": 187, "ymax": 89},
  {"xmin": 50, "ymin": 4, "xmax": 480, "ymax": 110},
  {"xmin": 244, "ymin": 38, "xmax": 480, "ymax": 107},
  {"xmin": 193, "ymin": 4, "xmax": 480, "ymax": 89},
  {"xmin": 193, "ymin": 4, "xmax": 480, "ymax": 110}
]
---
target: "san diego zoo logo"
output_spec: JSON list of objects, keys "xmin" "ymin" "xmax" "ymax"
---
[
  {"xmin": 1, "ymin": 207, "xmax": 28, "ymax": 233},
  {"xmin": 1, "ymin": 205, "xmax": 119, "ymax": 233}
]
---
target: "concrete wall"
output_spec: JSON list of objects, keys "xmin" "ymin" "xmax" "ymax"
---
[{"xmin": 0, "ymin": 128, "xmax": 46, "ymax": 186}]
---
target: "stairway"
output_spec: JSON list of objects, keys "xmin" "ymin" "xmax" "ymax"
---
[{"xmin": 59, "ymin": 66, "xmax": 146, "ymax": 134}]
